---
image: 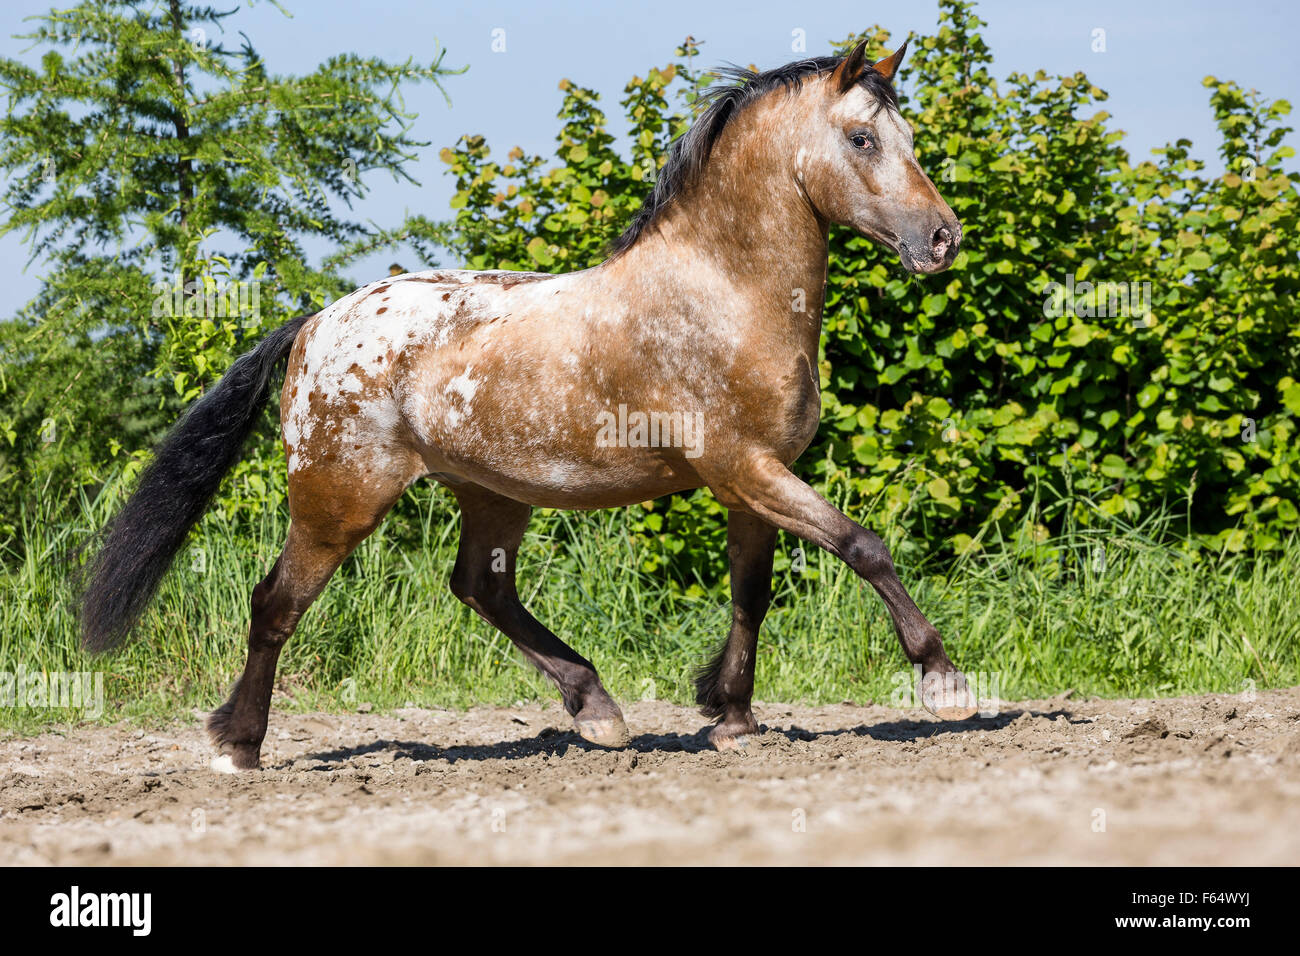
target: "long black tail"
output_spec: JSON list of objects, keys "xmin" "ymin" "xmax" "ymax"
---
[{"xmin": 79, "ymin": 314, "xmax": 313, "ymax": 653}]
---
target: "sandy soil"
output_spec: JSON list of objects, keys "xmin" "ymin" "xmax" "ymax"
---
[{"xmin": 2, "ymin": 688, "xmax": 1298, "ymax": 865}]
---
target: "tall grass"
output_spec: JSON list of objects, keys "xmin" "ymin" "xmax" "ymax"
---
[{"xmin": 2, "ymin": 479, "xmax": 1297, "ymax": 730}]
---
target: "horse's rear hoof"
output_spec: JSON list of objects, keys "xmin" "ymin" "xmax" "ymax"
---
[
  {"xmin": 710, "ymin": 731, "xmax": 752, "ymax": 751},
  {"xmin": 920, "ymin": 669, "xmax": 979, "ymax": 721},
  {"xmin": 209, "ymin": 747, "xmax": 261, "ymax": 773},
  {"xmin": 574, "ymin": 715, "xmax": 630, "ymax": 748},
  {"xmin": 708, "ymin": 714, "xmax": 760, "ymax": 751}
]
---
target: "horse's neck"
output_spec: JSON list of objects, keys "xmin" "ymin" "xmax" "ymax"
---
[{"xmin": 605, "ymin": 163, "xmax": 831, "ymax": 353}]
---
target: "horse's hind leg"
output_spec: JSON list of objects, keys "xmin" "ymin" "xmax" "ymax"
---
[
  {"xmin": 207, "ymin": 463, "xmax": 412, "ymax": 771},
  {"xmin": 447, "ymin": 482, "xmax": 629, "ymax": 748},
  {"xmin": 695, "ymin": 510, "xmax": 777, "ymax": 749}
]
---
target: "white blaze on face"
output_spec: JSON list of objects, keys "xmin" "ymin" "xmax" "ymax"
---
[
  {"xmin": 832, "ymin": 84, "xmax": 918, "ymax": 202},
  {"xmin": 873, "ymin": 108, "xmax": 919, "ymax": 202}
]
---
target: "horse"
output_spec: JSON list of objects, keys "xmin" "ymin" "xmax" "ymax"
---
[{"xmin": 79, "ymin": 38, "xmax": 976, "ymax": 772}]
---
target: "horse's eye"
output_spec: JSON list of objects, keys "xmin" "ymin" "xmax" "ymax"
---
[{"xmin": 851, "ymin": 133, "xmax": 873, "ymax": 150}]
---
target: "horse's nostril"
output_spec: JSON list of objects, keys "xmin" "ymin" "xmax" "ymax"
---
[{"xmin": 931, "ymin": 225, "xmax": 953, "ymax": 256}]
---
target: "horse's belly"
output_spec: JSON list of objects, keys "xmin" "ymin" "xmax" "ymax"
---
[
  {"xmin": 449, "ymin": 466, "xmax": 695, "ymax": 510},
  {"xmin": 419, "ymin": 429, "xmax": 700, "ymax": 508}
]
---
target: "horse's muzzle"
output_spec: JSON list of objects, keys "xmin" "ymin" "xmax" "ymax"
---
[{"xmin": 899, "ymin": 219, "xmax": 963, "ymax": 274}]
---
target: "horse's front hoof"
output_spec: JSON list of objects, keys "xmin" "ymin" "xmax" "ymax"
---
[
  {"xmin": 574, "ymin": 713, "xmax": 630, "ymax": 748},
  {"xmin": 920, "ymin": 669, "xmax": 979, "ymax": 721}
]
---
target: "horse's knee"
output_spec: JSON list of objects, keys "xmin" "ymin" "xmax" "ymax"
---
[{"xmin": 843, "ymin": 529, "xmax": 892, "ymax": 579}]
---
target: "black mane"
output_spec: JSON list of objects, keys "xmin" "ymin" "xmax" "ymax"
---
[{"xmin": 608, "ymin": 54, "xmax": 900, "ymax": 256}]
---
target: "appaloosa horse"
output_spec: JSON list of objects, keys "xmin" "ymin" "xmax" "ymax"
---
[{"xmin": 81, "ymin": 39, "xmax": 975, "ymax": 771}]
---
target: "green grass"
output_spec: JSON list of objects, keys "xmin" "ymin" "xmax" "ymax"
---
[{"xmin": 2, "ymin": 482, "xmax": 1298, "ymax": 733}]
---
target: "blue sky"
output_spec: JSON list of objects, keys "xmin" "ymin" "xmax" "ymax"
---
[{"xmin": 2, "ymin": 0, "xmax": 1296, "ymax": 315}]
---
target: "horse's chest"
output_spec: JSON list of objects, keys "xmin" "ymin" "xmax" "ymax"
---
[{"xmin": 742, "ymin": 352, "xmax": 822, "ymax": 463}]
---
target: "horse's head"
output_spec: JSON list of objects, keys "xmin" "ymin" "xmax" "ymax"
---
[{"xmin": 799, "ymin": 40, "xmax": 962, "ymax": 274}]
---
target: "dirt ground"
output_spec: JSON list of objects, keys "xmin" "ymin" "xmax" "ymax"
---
[{"xmin": 2, "ymin": 687, "xmax": 1299, "ymax": 865}]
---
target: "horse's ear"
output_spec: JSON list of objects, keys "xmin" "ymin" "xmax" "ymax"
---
[
  {"xmin": 832, "ymin": 40, "xmax": 869, "ymax": 93},
  {"xmin": 872, "ymin": 40, "xmax": 908, "ymax": 81}
]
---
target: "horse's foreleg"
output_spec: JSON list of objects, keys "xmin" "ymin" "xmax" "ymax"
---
[
  {"xmin": 447, "ymin": 483, "xmax": 629, "ymax": 748},
  {"xmin": 711, "ymin": 456, "xmax": 977, "ymax": 720},
  {"xmin": 695, "ymin": 510, "xmax": 776, "ymax": 749}
]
